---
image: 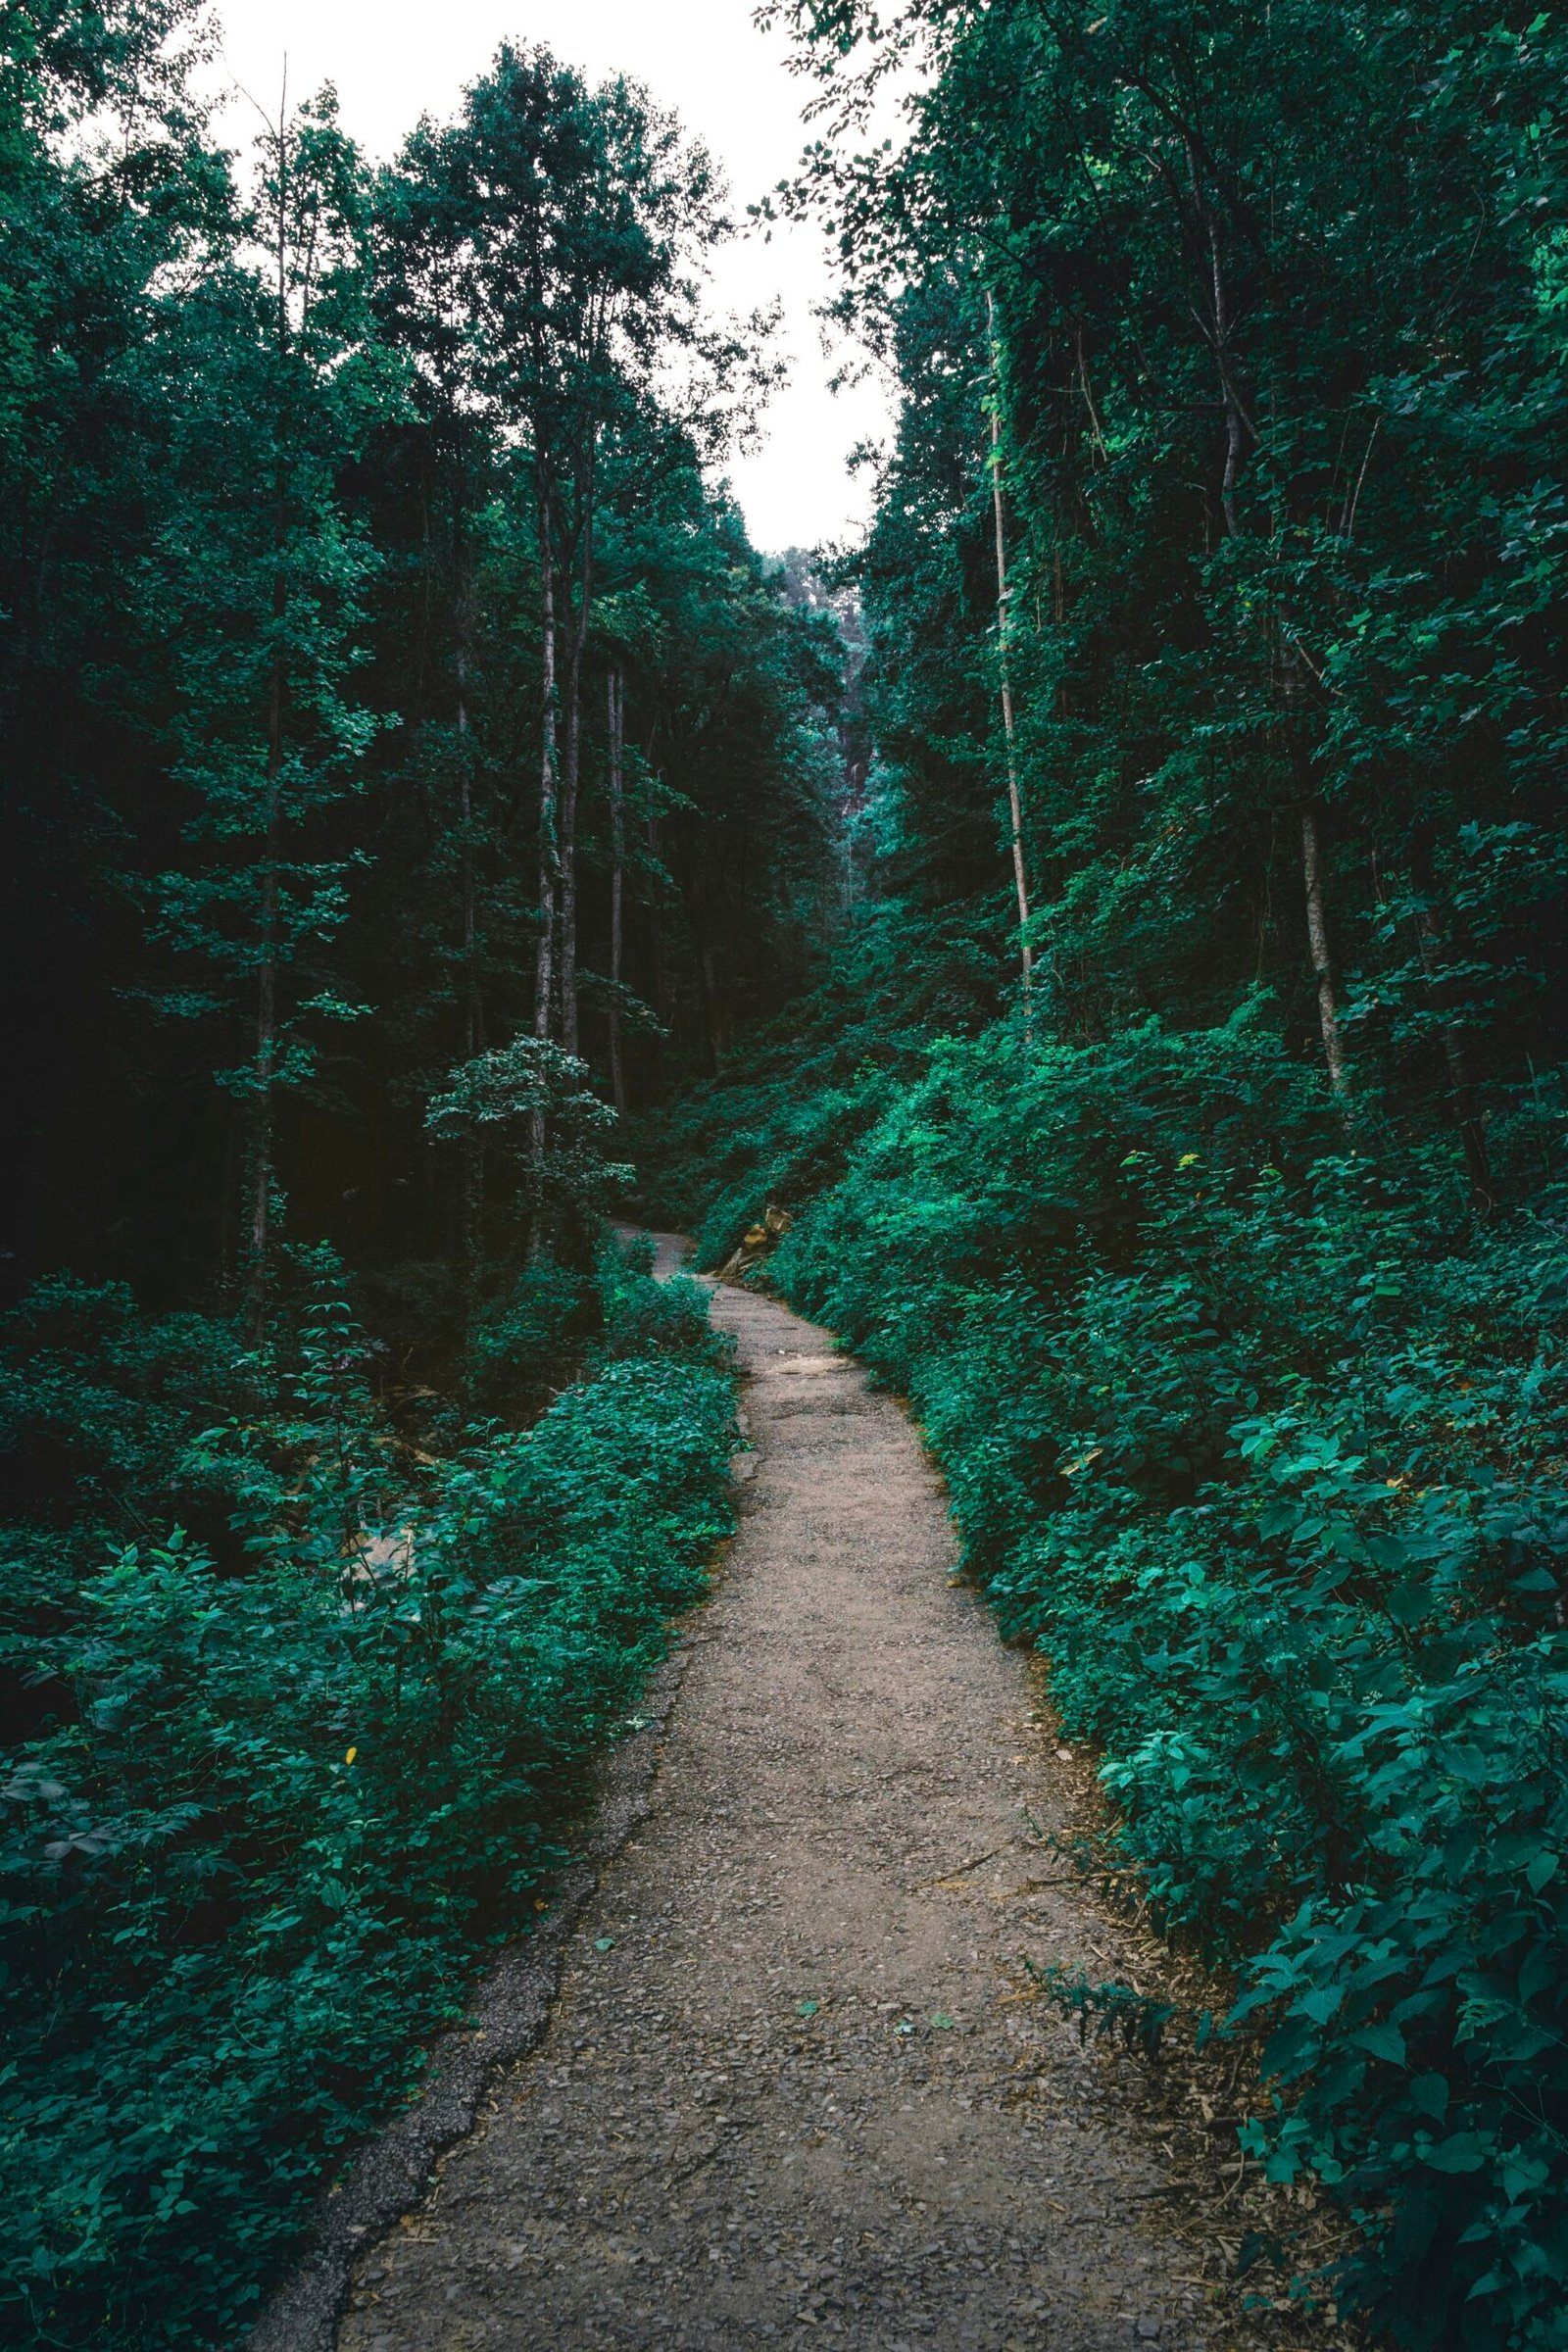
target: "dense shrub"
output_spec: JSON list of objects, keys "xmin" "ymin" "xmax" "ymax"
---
[
  {"xmin": 0, "ymin": 1279, "xmax": 246, "ymax": 1530},
  {"xmin": 460, "ymin": 1255, "xmax": 596, "ymax": 1412},
  {"xmin": 666, "ymin": 1003, "xmax": 1568, "ymax": 2347},
  {"xmin": 633, "ymin": 902, "xmax": 994, "ymax": 1268},
  {"xmin": 0, "ymin": 1240, "xmax": 736, "ymax": 2350}
]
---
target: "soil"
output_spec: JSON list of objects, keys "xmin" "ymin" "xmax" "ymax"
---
[{"xmin": 333, "ymin": 1240, "xmax": 1309, "ymax": 2352}]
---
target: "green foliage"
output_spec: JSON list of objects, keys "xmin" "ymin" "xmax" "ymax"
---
[
  {"xmin": 0, "ymin": 8, "xmax": 835, "ymax": 2345},
  {"xmin": 3, "ymin": 4, "xmax": 845, "ymax": 1302},
  {"xmin": 1029, "ymin": 1964, "xmax": 1178, "ymax": 2063},
  {"xmin": 460, "ymin": 1255, "xmax": 594, "ymax": 1413},
  {"xmin": 426, "ymin": 1035, "xmax": 634, "ymax": 1236},
  {"xmin": 632, "ymin": 896, "xmax": 996, "ymax": 1259},
  {"xmin": 733, "ymin": 5, "xmax": 1568, "ymax": 2335},
  {"xmin": 0, "ymin": 1238, "xmax": 736, "ymax": 2349},
  {"xmin": 589, "ymin": 1263, "xmax": 724, "ymax": 1370},
  {"xmin": 0, "ymin": 1278, "xmax": 243, "ymax": 1528},
  {"xmin": 15, "ymin": 1, "xmax": 1568, "ymax": 2346},
  {"xmin": 658, "ymin": 997, "xmax": 1568, "ymax": 2346}
]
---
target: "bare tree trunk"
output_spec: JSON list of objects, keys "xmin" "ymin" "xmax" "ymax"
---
[
  {"xmin": 646, "ymin": 806, "xmax": 668, "ymax": 1083},
  {"xmin": 247, "ymin": 652, "xmax": 282, "ymax": 1340},
  {"xmin": 558, "ymin": 442, "xmax": 599, "ymax": 1062},
  {"xmin": 1416, "ymin": 895, "xmax": 1494, "ymax": 1214},
  {"xmin": 987, "ymin": 291, "xmax": 1033, "ymax": 1011},
  {"xmin": 533, "ymin": 472, "xmax": 561, "ymax": 1046},
  {"xmin": 1299, "ymin": 799, "xmax": 1348, "ymax": 1097},
  {"xmin": 528, "ymin": 475, "xmax": 562, "ymax": 1251},
  {"xmin": 558, "ymin": 620, "xmax": 582, "ymax": 1056},
  {"xmin": 453, "ymin": 525, "xmax": 483, "ymax": 1061},
  {"xmin": 1211, "ymin": 225, "xmax": 1244, "ymax": 538},
  {"xmin": 564, "ymin": 667, "xmax": 587, "ymax": 1054},
  {"xmin": 1073, "ymin": 323, "xmax": 1108, "ymax": 462},
  {"xmin": 683, "ymin": 870, "xmax": 723, "ymax": 1077},
  {"xmin": 1254, "ymin": 813, "xmax": 1276, "ymax": 985},
  {"xmin": 1203, "ymin": 214, "xmax": 1253, "ymax": 540},
  {"xmin": 218, "ymin": 1103, "xmax": 240, "ymax": 1290},
  {"xmin": 455, "ymin": 624, "xmax": 486, "ymax": 1307},
  {"xmin": 607, "ymin": 664, "xmax": 626, "ymax": 1117},
  {"xmin": 456, "ymin": 665, "xmax": 483, "ymax": 1057},
  {"xmin": 700, "ymin": 939, "xmax": 724, "ymax": 1072},
  {"xmin": 247, "ymin": 112, "xmax": 291, "ymax": 1342}
]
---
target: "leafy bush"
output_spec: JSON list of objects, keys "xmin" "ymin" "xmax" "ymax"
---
[
  {"xmin": 460, "ymin": 1255, "xmax": 595, "ymax": 1412},
  {"xmin": 0, "ymin": 1239, "xmax": 736, "ymax": 2350},
  {"xmin": 631, "ymin": 899, "xmax": 992, "ymax": 1266},
  {"xmin": 589, "ymin": 1245, "xmax": 726, "ymax": 1370},
  {"xmin": 665, "ymin": 1000, "xmax": 1568, "ymax": 2347},
  {"xmin": 0, "ymin": 1279, "xmax": 246, "ymax": 1531},
  {"xmin": 426, "ymin": 1036, "xmax": 635, "ymax": 1250}
]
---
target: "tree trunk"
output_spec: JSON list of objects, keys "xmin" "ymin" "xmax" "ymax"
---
[
  {"xmin": 456, "ymin": 657, "xmax": 483, "ymax": 1059},
  {"xmin": 533, "ymin": 470, "xmax": 561, "ymax": 1047},
  {"xmin": 607, "ymin": 664, "xmax": 626, "ymax": 1117},
  {"xmin": 1254, "ymin": 813, "xmax": 1276, "ymax": 985},
  {"xmin": 248, "ymin": 116, "xmax": 292, "ymax": 1342},
  {"xmin": 1299, "ymin": 799, "xmax": 1348, "ymax": 1097},
  {"xmin": 1073, "ymin": 323, "xmax": 1108, "ymax": 463},
  {"xmin": 1205, "ymin": 215, "xmax": 1250, "ymax": 539},
  {"xmin": 453, "ymin": 519, "xmax": 483, "ymax": 1062},
  {"xmin": 558, "ymin": 618, "xmax": 582, "ymax": 1057},
  {"xmin": 1416, "ymin": 894, "xmax": 1494, "ymax": 1214},
  {"xmin": 455, "ymin": 621, "xmax": 486, "ymax": 1307},
  {"xmin": 218, "ymin": 1104, "xmax": 240, "ymax": 1291},
  {"xmin": 683, "ymin": 872, "xmax": 722, "ymax": 1076},
  {"xmin": 248, "ymin": 650, "xmax": 282, "ymax": 1339},
  {"xmin": 528, "ymin": 473, "xmax": 562, "ymax": 1248},
  {"xmin": 986, "ymin": 294, "xmax": 1033, "ymax": 1012},
  {"xmin": 646, "ymin": 807, "xmax": 667, "ymax": 1084},
  {"xmin": 700, "ymin": 938, "xmax": 724, "ymax": 1071},
  {"xmin": 558, "ymin": 441, "xmax": 599, "ymax": 1062}
]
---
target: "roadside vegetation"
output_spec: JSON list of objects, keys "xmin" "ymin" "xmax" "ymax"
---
[
  {"xmin": 651, "ymin": 960, "xmax": 1568, "ymax": 2346},
  {"xmin": 4, "ymin": 8, "xmax": 787, "ymax": 2343},
  {"xmin": 1, "ymin": 1232, "xmax": 734, "ymax": 2347},
  {"xmin": 645, "ymin": 4, "xmax": 1568, "ymax": 2341},
  {"xmin": 9, "ymin": 0, "xmax": 1568, "ymax": 2346}
]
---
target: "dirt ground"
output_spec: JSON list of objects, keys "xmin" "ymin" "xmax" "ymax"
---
[{"xmin": 334, "ymin": 1244, "xmax": 1301, "ymax": 2352}]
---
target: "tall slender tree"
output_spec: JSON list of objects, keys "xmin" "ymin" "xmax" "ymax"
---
[
  {"xmin": 140, "ymin": 88, "xmax": 390, "ymax": 1314},
  {"xmin": 985, "ymin": 288, "xmax": 1032, "ymax": 1008},
  {"xmin": 384, "ymin": 46, "xmax": 726, "ymax": 1057}
]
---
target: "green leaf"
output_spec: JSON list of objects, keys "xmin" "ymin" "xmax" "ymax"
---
[
  {"xmin": 1424, "ymin": 2132, "xmax": 1491, "ymax": 2174},
  {"xmin": 1298, "ymin": 1985, "xmax": 1346, "ymax": 2026},
  {"xmin": 1353, "ymin": 2022, "xmax": 1406, "ymax": 2066}
]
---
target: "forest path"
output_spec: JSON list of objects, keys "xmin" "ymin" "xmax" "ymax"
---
[{"xmin": 337, "ymin": 1245, "xmax": 1211, "ymax": 2352}]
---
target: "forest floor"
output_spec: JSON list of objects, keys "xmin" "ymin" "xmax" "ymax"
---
[{"xmin": 334, "ymin": 1242, "xmax": 1326, "ymax": 2352}]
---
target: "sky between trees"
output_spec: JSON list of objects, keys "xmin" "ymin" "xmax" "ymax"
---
[{"xmin": 214, "ymin": 0, "xmax": 894, "ymax": 549}]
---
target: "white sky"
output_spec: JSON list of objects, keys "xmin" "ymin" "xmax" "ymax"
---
[{"xmin": 211, "ymin": 0, "xmax": 891, "ymax": 551}]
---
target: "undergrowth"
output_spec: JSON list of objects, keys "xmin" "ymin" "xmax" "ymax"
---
[
  {"xmin": 0, "ymin": 1234, "xmax": 736, "ymax": 2350},
  {"xmin": 651, "ymin": 971, "xmax": 1568, "ymax": 2351}
]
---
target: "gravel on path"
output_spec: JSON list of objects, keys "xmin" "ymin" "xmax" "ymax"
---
[{"xmin": 335, "ymin": 1240, "xmax": 1234, "ymax": 2352}]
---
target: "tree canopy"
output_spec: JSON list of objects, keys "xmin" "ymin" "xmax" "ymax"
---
[{"xmin": 6, "ymin": 6, "xmax": 1568, "ymax": 2347}]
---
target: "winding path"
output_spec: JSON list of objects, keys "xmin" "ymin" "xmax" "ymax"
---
[{"xmin": 337, "ymin": 1244, "xmax": 1213, "ymax": 2351}]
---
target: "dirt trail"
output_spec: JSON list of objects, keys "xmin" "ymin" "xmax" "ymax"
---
[{"xmin": 338, "ymin": 1244, "xmax": 1221, "ymax": 2352}]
